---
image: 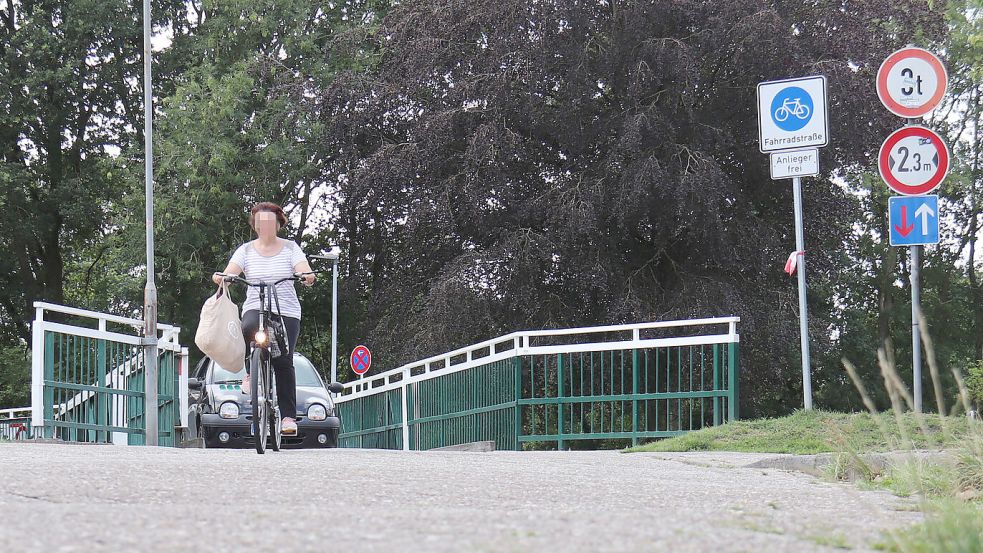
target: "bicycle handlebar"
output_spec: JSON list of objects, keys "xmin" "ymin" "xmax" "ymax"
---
[{"xmin": 215, "ymin": 269, "xmax": 328, "ymax": 287}]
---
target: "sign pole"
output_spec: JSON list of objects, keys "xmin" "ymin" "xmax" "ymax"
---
[
  {"xmin": 911, "ymin": 244, "xmax": 922, "ymax": 412},
  {"xmin": 906, "ymin": 113, "xmax": 923, "ymax": 414},
  {"xmin": 877, "ymin": 48, "xmax": 948, "ymax": 414},
  {"xmin": 758, "ymin": 75, "xmax": 828, "ymax": 411},
  {"xmin": 792, "ymin": 176, "xmax": 813, "ymax": 410}
]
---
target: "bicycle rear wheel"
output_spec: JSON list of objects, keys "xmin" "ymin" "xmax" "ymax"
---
[{"xmin": 251, "ymin": 348, "xmax": 268, "ymax": 454}]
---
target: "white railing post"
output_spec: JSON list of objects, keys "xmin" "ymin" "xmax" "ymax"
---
[
  {"xmin": 178, "ymin": 347, "xmax": 189, "ymax": 430},
  {"xmin": 401, "ymin": 368, "xmax": 411, "ymax": 451},
  {"xmin": 31, "ymin": 306, "xmax": 44, "ymax": 429}
]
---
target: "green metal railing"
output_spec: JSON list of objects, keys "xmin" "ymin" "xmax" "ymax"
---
[
  {"xmin": 337, "ymin": 318, "xmax": 740, "ymax": 450},
  {"xmin": 31, "ymin": 302, "xmax": 186, "ymax": 446},
  {"xmin": 40, "ymin": 331, "xmax": 181, "ymax": 445},
  {"xmin": 0, "ymin": 408, "xmax": 35, "ymax": 440},
  {"xmin": 337, "ymin": 387, "xmax": 405, "ymax": 449}
]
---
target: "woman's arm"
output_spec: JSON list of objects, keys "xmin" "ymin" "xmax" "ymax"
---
[
  {"xmin": 294, "ymin": 259, "xmax": 315, "ymax": 287},
  {"xmin": 212, "ymin": 262, "xmax": 243, "ymax": 285}
]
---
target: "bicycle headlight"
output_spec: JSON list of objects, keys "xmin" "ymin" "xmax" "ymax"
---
[
  {"xmin": 307, "ymin": 404, "xmax": 327, "ymax": 421},
  {"xmin": 254, "ymin": 329, "xmax": 268, "ymax": 346},
  {"xmin": 219, "ymin": 401, "xmax": 240, "ymax": 419}
]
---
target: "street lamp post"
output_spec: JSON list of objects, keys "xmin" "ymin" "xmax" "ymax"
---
[
  {"xmin": 312, "ymin": 245, "xmax": 342, "ymax": 385},
  {"xmin": 142, "ymin": 0, "xmax": 158, "ymax": 446}
]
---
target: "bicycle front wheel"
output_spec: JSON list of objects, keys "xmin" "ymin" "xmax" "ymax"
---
[
  {"xmin": 267, "ymin": 362, "xmax": 281, "ymax": 452},
  {"xmin": 251, "ymin": 348, "xmax": 268, "ymax": 454}
]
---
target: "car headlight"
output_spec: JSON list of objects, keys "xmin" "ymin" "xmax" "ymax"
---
[
  {"xmin": 307, "ymin": 404, "xmax": 327, "ymax": 421},
  {"xmin": 219, "ymin": 401, "xmax": 240, "ymax": 419}
]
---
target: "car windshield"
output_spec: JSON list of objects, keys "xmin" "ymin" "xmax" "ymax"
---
[
  {"xmin": 211, "ymin": 359, "xmax": 246, "ymax": 383},
  {"xmin": 293, "ymin": 356, "xmax": 324, "ymax": 387},
  {"xmin": 208, "ymin": 355, "xmax": 323, "ymax": 388}
]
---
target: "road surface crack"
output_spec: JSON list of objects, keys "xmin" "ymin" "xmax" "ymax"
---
[{"xmin": 3, "ymin": 491, "xmax": 62, "ymax": 503}]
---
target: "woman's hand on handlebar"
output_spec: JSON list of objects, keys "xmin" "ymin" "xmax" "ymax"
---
[
  {"xmin": 296, "ymin": 272, "xmax": 316, "ymax": 287},
  {"xmin": 212, "ymin": 272, "xmax": 238, "ymax": 285}
]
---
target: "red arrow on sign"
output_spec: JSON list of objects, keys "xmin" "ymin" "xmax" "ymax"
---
[{"xmin": 894, "ymin": 206, "xmax": 914, "ymax": 237}]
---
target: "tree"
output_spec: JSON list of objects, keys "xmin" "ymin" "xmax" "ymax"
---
[
  {"xmin": 98, "ymin": 0, "xmax": 386, "ymax": 377},
  {"xmin": 313, "ymin": 0, "xmax": 949, "ymax": 416},
  {"xmin": 0, "ymin": 0, "xmax": 198, "ymax": 345}
]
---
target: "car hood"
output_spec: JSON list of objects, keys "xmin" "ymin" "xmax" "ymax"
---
[{"xmin": 207, "ymin": 384, "xmax": 335, "ymax": 417}]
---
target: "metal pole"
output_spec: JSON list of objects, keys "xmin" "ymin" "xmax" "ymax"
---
[
  {"xmin": 903, "ymin": 116, "xmax": 923, "ymax": 414},
  {"xmin": 331, "ymin": 258, "xmax": 339, "ymax": 384},
  {"xmin": 792, "ymin": 176, "xmax": 813, "ymax": 410},
  {"xmin": 911, "ymin": 245, "xmax": 922, "ymax": 412},
  {"xmin": 142, "ymin": 0, "xmax": 159, "ymax": 445}
]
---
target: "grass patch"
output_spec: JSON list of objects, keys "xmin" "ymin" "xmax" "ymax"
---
[
  {"xmin": 876, "ymin": 500, "xmax": 983, "ymax": 553},
  {"xmin": 807, "ymin": 532, "xmax": 853, "ymax": 550},
  {"xmin": 626, "ymin": 409, "xmax": 972, "ymax": 455}
]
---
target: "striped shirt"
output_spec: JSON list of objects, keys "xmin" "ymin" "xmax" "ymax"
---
[{"xmin": 230, "ymin": 239, "xmax": 309, "ymax": 319}]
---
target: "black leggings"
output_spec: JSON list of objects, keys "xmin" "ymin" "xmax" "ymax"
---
[{"xmin": 241, "ymin": 310, "xmax": 301, "ymax": 420}]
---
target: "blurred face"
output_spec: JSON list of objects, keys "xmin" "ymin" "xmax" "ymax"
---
[{"xmin": 253, "ymin": 210, "xmax": 279, "ymax": 239}]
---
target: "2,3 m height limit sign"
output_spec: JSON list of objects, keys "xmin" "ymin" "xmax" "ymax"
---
[{"xmin": 878, "ymin": 125, "xmax": 950, "ymax": 196}]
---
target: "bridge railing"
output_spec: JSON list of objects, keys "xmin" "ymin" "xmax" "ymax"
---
[
  {"xmin": 336, "ymin": 317, "xmax": 740, "ymax": 450},
  {"xmin": 30, "ymin": 302, "xmax": 189, "ymax": 445},
  {"xmin": 0, "ymin": 407, "xmax": 37, "ymax": 441}
]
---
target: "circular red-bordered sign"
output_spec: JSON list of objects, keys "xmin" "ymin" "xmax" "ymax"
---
[
  {"xmin": 876, "ymin": 47, "xmax": 947, "ymax": 118},
  {"xmin": 350, "ymin": 345, "xmax": 372, "ymax": 375},
  {"xmin": 878, "ymin": 126, "xmax": 949, "ymax": 196}
]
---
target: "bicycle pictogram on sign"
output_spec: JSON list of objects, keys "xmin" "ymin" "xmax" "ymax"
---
[{"xmin": 771, "ymin": 86, "xmax": 814, "ymax": 132}]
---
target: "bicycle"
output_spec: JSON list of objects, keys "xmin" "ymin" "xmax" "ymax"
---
[
  {"xmin": 773, "ymin": 97, "xmax": 811, "ymax": 122},
  {"xmin": 216, "ymin": 269, "xmax": 326, "ymax": 454}
]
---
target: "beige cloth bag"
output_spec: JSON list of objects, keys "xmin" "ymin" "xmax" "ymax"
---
[{"xmin": 194, "ymin": 281, "xmax": 245, "ymax": 371}]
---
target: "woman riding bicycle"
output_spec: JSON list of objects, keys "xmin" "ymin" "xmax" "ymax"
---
[{"xmin": 211, "ymin": 202, "xmax": 315, "ymax": 436}]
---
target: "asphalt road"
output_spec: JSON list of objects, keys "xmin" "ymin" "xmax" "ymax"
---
[{"xmin": 0, "ymin": 443, "xmax": 921, "ymax": 552}]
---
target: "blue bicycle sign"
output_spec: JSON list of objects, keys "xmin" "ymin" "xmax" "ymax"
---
[
  {"xmin": 770, "ymin": 86, "xmax": 814, "ymax": 131},
  {"xmin": 758, "ymin": 75, "xmax": 828, "ymax": 153}
]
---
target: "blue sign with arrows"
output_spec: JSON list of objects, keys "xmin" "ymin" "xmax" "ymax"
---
[{"xmin": 889, "ymin": 195, "xmax": 939, "ymax": 246}]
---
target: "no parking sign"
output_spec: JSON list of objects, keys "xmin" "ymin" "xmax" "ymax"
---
[{"xmin": 350, "ymin": 345, "xmax": 371, "ymax": 376}]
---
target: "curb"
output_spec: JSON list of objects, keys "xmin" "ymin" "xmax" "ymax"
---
[{"xmin": 745, "ymin": 449, "xmax": 957, "ymax": 479}]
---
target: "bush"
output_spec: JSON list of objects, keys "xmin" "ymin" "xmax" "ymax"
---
[
  {"xmin": 0, "ymin": 344, "xmax": 31, "ymax": 409},
  {"xmin": 966, "ymin": 359, "xmax": 983, "ymax": 412}
]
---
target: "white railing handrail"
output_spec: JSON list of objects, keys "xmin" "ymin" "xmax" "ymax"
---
[
  {"xmin": 0, "ymin": 407, "xmax": 32, "ymax": 419},
  {"xmin": 337, "ymin": 316, "xmax": 740, "ymax": 402},
  {"xmin": 35, "ymin": 321, "xmax": 182, "ymax": 352},
  {"xmin": 33, "ymin": 301, "xmax": 179, "ymax": 334},
  {"xmin": 519, "ymin": 316, "xmax": 740, "ymax": 338}
]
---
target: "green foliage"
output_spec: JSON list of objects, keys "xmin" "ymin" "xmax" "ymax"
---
[
  {"xmin": 878, "ymin": 501, "xmax": 983, "ymax": 553},
  {"xmin": 967, "ymin": 359, "xmax": 983, "ymax": 409},
  {"xmin": 0, "ymin": 343, "xmax": 30, "ymax": 408}
]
